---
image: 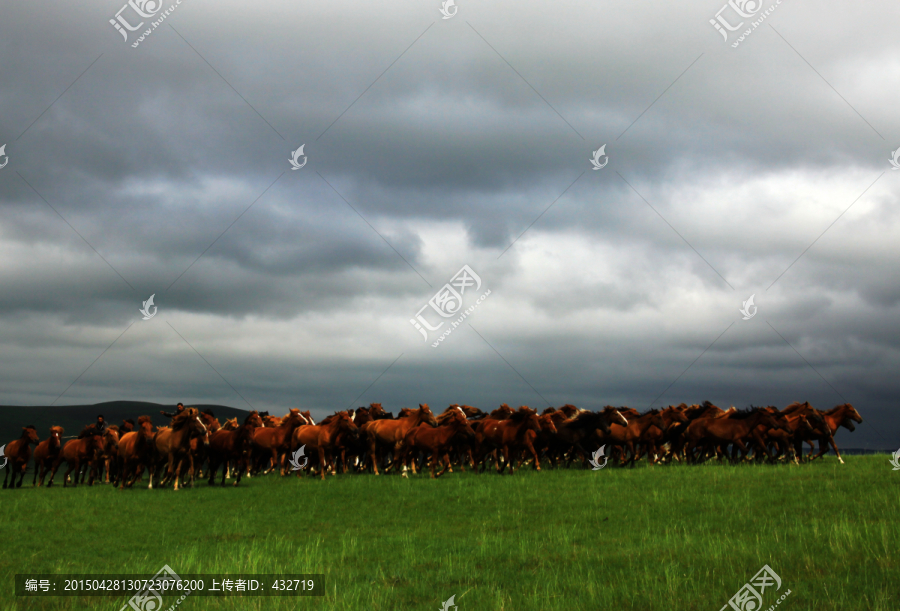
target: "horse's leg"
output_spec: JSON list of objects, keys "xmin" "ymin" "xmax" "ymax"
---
[
  {"xmin": 63, "ymin": 460, "xmax": 75, "ymax": 488},
  {"xmin": 827, "ymin": 436, "xmax": 844, "ymax": 464},
  {"xmin": 318, "ymin": 447, "xmax": 327, "ymax": 481},
  {"xmin": 368, "ymin": 439, "xmax": 380, "ymax": 476}
]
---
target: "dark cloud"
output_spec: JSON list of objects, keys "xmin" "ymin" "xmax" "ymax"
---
[{"xmin": 0, "ymin": 0, "xmax": 897, "ymax": 448}]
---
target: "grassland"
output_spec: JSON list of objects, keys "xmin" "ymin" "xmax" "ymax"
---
[{"xmin": 1, "ymin": 456, "xmax": 897, "ymax": 611}]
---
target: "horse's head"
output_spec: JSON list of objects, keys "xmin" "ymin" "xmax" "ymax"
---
[
  {"xmin": 104, "ymin": 427, "xmax": 119, "ymax": 449},
  {"xmin": 199, "ymin": 411, "xmax": 220, "ymax": 432},
  {"xmin": 603, "ymin": 406, "xmax": 628, "ymax": 427},
  {"xmin": 88, "ymin": 434, "xmax": 104, "ymax": 454},
  {"xmin": 369, "ymin": 403, "xmax": 386, "ymax": 418},
  {"xmin": 302, "ymin": 410, "xmax": 316, "ymax": 425},
  {"xmin": 137, "ymin": 415, "xmax": 154, "ymax": 435},
  {"xmin": 460, "ymin": 405, "xmax": 484, "ymax": 419},
  {"xmin": 418, "ymin": 404, "xmax": 438, "ymax": 427},
  {"xmin": 446, "ymin": 410, "xmax": 476, "ymax": 440},
  {"xmin": 336, "ymin": 412, "xmax": 360, "ymax": 438},
  {"xmin": 538, "ymin": 414, "xmax": 558, "ymax": 435},
  {"xmin": 185, "ymin": 414, "xmax": 209, "ymax": 446},
  {"xmin": 797, "ymin": 415, "xmax": 815, "ymax": 435},
  {"xmin": 245, "ymin": 411, "xmax": 264, "ymax": 428},
  {"xmin": 49, "ymin": 426, "xmax": 64, "ymax": 449},
  {"xmin": 121, "ymin": 419, "xmax": 135, "ymax": 434},
  {"xmin": 837, "ymin": 404, "xmax": 862, "ymax": 426},
  {"xmin": 22, "ymin": 425, "xmax": 40, "ymax": 444}
]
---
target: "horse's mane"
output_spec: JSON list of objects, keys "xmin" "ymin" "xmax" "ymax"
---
[
  {"xmin": 138, "ymin": 415, "xmax": 152, "ymax": 425},
  {"xmin": 568, "ymin": 410, "xmax": 601, "ymax": 425},
  {"xmin": 728, "ymin": 408, "xmax": 758, "ymax": 419},
  {"xmin": 541, "ymin": 407, "xmax": 556, "ymax": 415},
  {"xmin": 509, "ymin": 408, "xmax": 536, "ymax": 423}
]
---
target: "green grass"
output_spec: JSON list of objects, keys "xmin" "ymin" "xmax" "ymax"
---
[{"xmin": 2, "ymin": 456, "xmax": 897, "ymax": 611}]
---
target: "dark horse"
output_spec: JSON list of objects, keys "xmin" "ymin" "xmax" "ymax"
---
[
  {"xmin": 403, "ymin": 408, "xmax": 476, "ymax": 478},
  {"xmin": 3, "ymin": 426, "xmax": 40, "ymax": 489},
  {"xmin": 32, "ymin": 426, "xmax": 65, "ymax": 487},
  {"xmin": 291, "ymin": 412, "xmax": 360, "ymax": 480},
  {"xmin": 207, "ymin": 411, "xmax": 263, "ymax": 486}
]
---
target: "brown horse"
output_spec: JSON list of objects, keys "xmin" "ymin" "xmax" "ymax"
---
[
  {"xmin": 207, "ymin": 411, "xmax": 263, "ymax": 486},
  {"xmin": 601, "ymin": 409, "xmax": 667, "ymax": 467},
  {"xmin": 91, "ymin": 427, "xmax": 120, "ymax": 484},
  {"xmin": 544, "ymin": 407, "xmax": 628, "ymax": 468},
  {"xmin": 250, "ymin": 409, "xmax": 306, "ymax": 475},
  {"xmin": 32, "ymin": 426, "xmax": 65, "ymax": 487},
  {"xmin": 150, "ymin": 408, "xmax": 209, "ymax": 490},
  {"xmin": 487, "ymin": 404, "xmax": 515, "ymax": 420},
  {"xmin": 361, "ymin": 404, "xmax": 438, "ymax": 475},
  {"xmin": 683, "ymin": 409, "xmax": 785, "ymax": 464},
  {"xmin": 475, "ymin": 406, "xmax": 543, "ymax": 474},
  {"xmin": 46, "ymin": 433, "xmax": 104, "ymax": 487},
  {"xmin": 636, "ymin": 406, "xmax": 689, "ymax": 464},
  {"xmin": 291, "ymin": 412, "xmax": 359, "ymax": 480},
  {"xmin": 403, "ymin": 409, "xmax": 476, "ymax": 478},
  {"xmin": 800, "ymin": 403, "xmax": 862, "ymax": 464},
  {"xmin": 3, "ymin": 425, "xmax": 40, "ymax": 489},
  {"xmin": 117, "ymin": 416, "xmax": 155, "ymax": 489}
]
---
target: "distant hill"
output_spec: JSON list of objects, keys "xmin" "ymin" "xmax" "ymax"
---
[{"xmin": 0, "ymin": 401, "xmax": 250, "ymax": 445}]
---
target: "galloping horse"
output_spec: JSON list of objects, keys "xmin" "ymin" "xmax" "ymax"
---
[
  {"xmin": 151, "ymin": 408, "xmax": 209, "ymax": 490},
  {"xmin": 783, "ymin": 402, "xmax": 862, "ymax": 464},
  {"xmin": 250, "ymin": 409, "xmax": 306, "ymax": 475},
  {"xmin": 601, "ymin": 409, "xmax": 667, "ymax": 467},
  {"xmin": 2, "ymin": 425, "xmax": 40, "ymax": 489},
  {"xmin": 207, "ymin": 411, "xmax": 263, "ymax": 486},
  {"xmin": 361, "ymin": 404, "xmax": 438, "ymax": 475},
  {"xmin": 47, "ymin": 433, "xmax": 104, "ymax": 487},
  {"xmin": 292, "ymin": 412, "xmax": 359, "ymax": 480},
  {"xmin": 32, "ymin": 426, "xmax": 65, "ymax": 487},
  {"xmin": 117, "ymin": 416, "xmax": 155, "ymax": 490},
  {"xmin": 403, "ymin": 409, "xmax": 476, "ymax": 478},
  {"xmin": 475, "ymin": 406, "xmax": 543, "ymax": 474},
  {"xmin": 683, "ymin": 409, "xmax": 785, "ymax": 464}
]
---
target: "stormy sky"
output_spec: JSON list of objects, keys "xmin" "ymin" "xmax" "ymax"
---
[{"xmin": 1, "ymin": 0, "xmax": 897, "ymax": 448}]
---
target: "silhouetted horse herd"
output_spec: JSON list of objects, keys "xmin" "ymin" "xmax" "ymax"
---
[{"xmin": 1, "ymin": 401, "xmax": 863, "ymax": 489}]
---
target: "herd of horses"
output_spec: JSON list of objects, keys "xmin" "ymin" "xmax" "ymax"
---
[{"xmin": 1, "ymin": 400, "xmax": 863, "ymax": 489}]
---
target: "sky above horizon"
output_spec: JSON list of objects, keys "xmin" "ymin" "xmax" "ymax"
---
[{"xmin": 1, "ymin": 1, "xmax": 898, "ymax": 448}]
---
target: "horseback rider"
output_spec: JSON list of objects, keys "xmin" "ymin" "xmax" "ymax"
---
[
  {"xmin": 160, "ymin": 403, "xmax": 185, "ymax": 419},
  {"xmin": 77, "ymin": 414, "xmax": 106, "ymax": 439}
]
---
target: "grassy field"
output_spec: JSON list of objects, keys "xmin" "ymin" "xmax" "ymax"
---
[{"xmin": 1, "ymin": 456, "xmax": 897, "ymax": 611}]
